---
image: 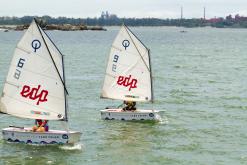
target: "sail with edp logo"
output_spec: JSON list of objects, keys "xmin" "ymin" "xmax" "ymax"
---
[
  {"xmin": 100, "ymin": 24, "xmax": 161, "ymax": 121},
  {"xmin": 0, "ymin": 18, "xmax": 81, "ymax": 145},
  {"xmin": 1, "ymin": 19, "xmax": 65, "ymax": 120}
]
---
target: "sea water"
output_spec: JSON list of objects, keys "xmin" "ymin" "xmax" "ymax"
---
[{"xmin": 0, "ymin": 27, "xmax": 247, "ymax": 164}]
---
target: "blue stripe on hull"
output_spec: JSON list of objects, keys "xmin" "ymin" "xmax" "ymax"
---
[{"xmin": 6, "ymin": 138, "xmax": 66, "ymax": 144}]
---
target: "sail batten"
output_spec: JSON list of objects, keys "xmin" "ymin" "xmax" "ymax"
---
[
  {"xmin": 101, "ymin": 25, "xmax": 153, "ymax": 102},
  {"xmin": 16, "ymin": 46, "xmax": 31, "ymax": 54},
  {"xmin": 0, "ymin": 19, "xmax": 67, "ymax": 120}
]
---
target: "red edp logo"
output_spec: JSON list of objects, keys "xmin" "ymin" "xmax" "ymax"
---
[
  {"xmin": 117, "ymin": 75, "xmax": 137, "ymax": 91},
  {"xmin": 20, "ymin": 85, "xmax": 48, "ymax": 105}
]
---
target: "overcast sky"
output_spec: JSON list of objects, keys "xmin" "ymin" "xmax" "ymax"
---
[{"xmin": 0, "ymin": 0, "xmax": 246, "ymax": 19}]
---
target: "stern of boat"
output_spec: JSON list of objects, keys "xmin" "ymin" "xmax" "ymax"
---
[
  {"xmin": 2, "ymin": 127, "xmax": 81, "ymax": 145},
  {"xmin": 68, "ymin": 131, "xmax": 82, "ymax": 144},
  {"xmin": 100, "ymin": 109, "xmax": 161, "ymax": 121}
]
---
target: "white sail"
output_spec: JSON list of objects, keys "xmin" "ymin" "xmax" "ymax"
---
[
  {"xmin": 0, "ymin": 19, "xmax": 67, "ymax": 120},
  {"xmin": 101, "ymin": 25, "xmax": 153, "ymax": 102}
]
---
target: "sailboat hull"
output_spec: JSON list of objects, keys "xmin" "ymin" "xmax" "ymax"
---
[
  {"xmin": 2, "ymin": 127, "xmax": 81, "ymax": 145},
  {"xmin": 100, "ymin": 109, "xmax": 161, "ymax": 121}
]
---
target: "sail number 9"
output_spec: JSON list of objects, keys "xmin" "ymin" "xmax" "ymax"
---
[
  {"xmin": 112, "ymin": 54, "xmax": 119, "ymax": 72},
  {"xmin": 14, "ymin": 58, "xmax": 25, "ymax": 80}
]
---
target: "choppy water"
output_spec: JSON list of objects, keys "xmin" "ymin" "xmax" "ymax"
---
[{"xmin": 1, "ymin": 27, "xmax": 247, "ymax": 164}]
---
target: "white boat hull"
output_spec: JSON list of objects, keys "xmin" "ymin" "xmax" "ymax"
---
[
  {"xmin": 100, "ymin": 109, "xmax": 161, "ymax": 121},
  {"xmin": 2, "ymin": 127, "xmax": 81, "ymax": 145}
]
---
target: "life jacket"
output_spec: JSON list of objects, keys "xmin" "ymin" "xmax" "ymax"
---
[{"xmin": 35, "ymin": 119, "xmax": 48, "ymax": 127}]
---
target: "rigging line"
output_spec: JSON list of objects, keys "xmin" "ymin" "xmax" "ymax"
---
[
  {"xmin": 41, "ymin": 23, "xmax": 68, "ymax": 118},
  {"xmin": 124, "ymin": 24, "xmax": 149, "ymax": 50},
  {"xmin": 41, "ymin": 22, "xmax": 68, "ymax": 122},
  {"xmin": 34, "ymin": 18, "xmax": 69, "ymax": 95},
  {"xmin": 42, "ymin": 28, "xmax": 64, "ymax": 58},
  {"xmin": 124, "ymin": 25, "xmax": 150, "ymax": 72}
]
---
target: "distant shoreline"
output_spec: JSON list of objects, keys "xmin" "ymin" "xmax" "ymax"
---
[
  {"xmin": 1, "ymin": 15, "xmax": 247, "ymax": 29},
  {"xmin": 0, "ymin": 24, "xmax": 106, "ymax": 31}
]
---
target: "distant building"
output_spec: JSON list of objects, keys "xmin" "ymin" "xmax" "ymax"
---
[
  {"xmin": 101, "ymin": 11, "xmax": 105, "ymax": 19},
  {"xmin": 109, "ymin": 14, "xmax": 118, "ymax": 19},
  {"xmin": 101, "ymin": 11, "xmax": 118, "ymax": 19},
  {"xmin": 101, "ymin": 11, "xmax": 109, "ymax": 19},
  {"xmin": 207, "ymin": 17, "xmax": 223, "ymax": 23},
  {"xmin": 234, "ymin": 14, "xmax": 247, "ymax": 21},
  {"xmin": 105, "ymin": 11, "xmax": 109, "ymax": 19}
]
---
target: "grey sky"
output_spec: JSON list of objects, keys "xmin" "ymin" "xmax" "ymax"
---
[{"xmin": 0, "ymin": 0, "xmax": 246, "ymax": 19}]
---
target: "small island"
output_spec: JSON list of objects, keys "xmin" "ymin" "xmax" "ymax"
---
[
  {"xmin": 0, "ymin": 23, "xmax": 106, "ymax": 31},
  {"xmin": 0, "ymin": 16, "xmax": 107, "ymax": 31}
]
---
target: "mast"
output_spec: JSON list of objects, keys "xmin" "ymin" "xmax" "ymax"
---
[
  {"xmin": 61, "ymin": 55, "xmax": 68, "ymax": 121},
  {"xmin": 148, "ymin": 49, "xmax": 154, "ymax": 103}
]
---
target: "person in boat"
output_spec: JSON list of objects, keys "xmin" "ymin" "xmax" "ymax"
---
[
  {"xmin": 123, "ymin": 101, "xmax": 136, "ymax": 111},
  {"xmin": 32, "ymin": 119, "xmax": 49, "ymax": 132}
]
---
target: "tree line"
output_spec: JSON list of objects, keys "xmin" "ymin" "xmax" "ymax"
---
[{"xmin": 1, "ymin": 15, "xmax": 247, "ymax": 28}]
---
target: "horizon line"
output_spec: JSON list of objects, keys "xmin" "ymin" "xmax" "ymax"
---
[{"xmin": 0, "ymin": 14, "xmax": 245, "ymax": 20}]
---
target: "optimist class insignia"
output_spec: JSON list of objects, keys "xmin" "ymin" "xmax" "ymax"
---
[
  {"xmin": 31, "ymin": 39, "xmax": 41, "ymax": 52},
  {"xmin": 122, "ymin": 40, "xmax": 130, "ymax": 50}
]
